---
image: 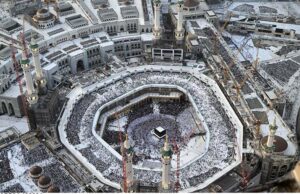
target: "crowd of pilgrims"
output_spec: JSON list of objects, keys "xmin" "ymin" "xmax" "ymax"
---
[{"xmin": 62, "ymin": 69, "xmax": 238, "ymax": 189}]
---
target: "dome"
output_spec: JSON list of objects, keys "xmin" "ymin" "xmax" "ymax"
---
[
  {"xmin": 29, "ymin": 166, "xmax": 43, "ymax": 179},
  {"xmin": 261, "ymin": 135, "xmax": 288, "ymax": 153},
  {"xmin": 47, "ymin": 185, "xmax": 60, "ymax": 193},
  {"xmin": 29, "ymin": 166, "xmax": 43, "ymax": 176},
  {"xmin": 38, "ymin": 175, "xmax": 52, "ymax": 187},
  {"xmin": 184, "ymin": 0, "xmax": 199, "ymax": 7},
  {"xmin": 35, "ymin": 8, "xmax": 51, "ymax": 19},
  {"xmin": 37, "ymin": 8, "xmax": 49, "ymax": 14}
]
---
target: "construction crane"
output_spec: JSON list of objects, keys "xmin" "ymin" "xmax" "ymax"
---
[
  {"xmin": 220, "ymin": 12, "xmax": 233, "ymax": 32},
  {"xmin": 19, "ymin": 18, "xmax": 30, "ymax": 58},
  {"xmin": 0, "ymin": 32, "xmax": 22, "ymax": 50},
  {"xmin": 116, "ymin": 112, "xmax": 127, "ymax": 193},
  {"xmin": 232, "ymin": 73, "xmax": 251, "ymax": 101},
  {"xmin": 213, "ymin": 12, "xmax": 233, "ymax": 54},
  {"xmin": 232, "ymin": 41, "xmax": 260, "ymax": 101},
  {"xmin": 252, "ymin": 41, "xmax": 261, "ymax": 71},
  {"xmin": 222, "ymin": 36, "xmax": 252, "ymax": 83}
]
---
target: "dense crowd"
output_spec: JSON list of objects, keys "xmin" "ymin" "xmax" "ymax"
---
[
  {"xmin": 101, "ymin": 129, "xmax": 124, "ymax": 146},
  {"xmin": 100, "ymin": 97, "xmax": 195, "ymax": 163},
  {"xmin": 127, "ymin": 113, "xmax": 181, "ymax": 160},
  {"xmin": 0, "ymin": 149, "xmax": 14, "ymax": 184},
  {"xmin": 66, "ymin": 94, "xmax": 96, "ymax": 145},
  {"xmin": 42, "ymin": 161, "xmax": 82, "ymax": 192},
  {"xmin": 63, "ymin": 69, "xmax": 240, "ymax": 190},
  {"xmin": 276, "ymin": 45, "xmax": 300, "ymax": 56},
  {"xmin": 2, "ymin": 184, "xmax": 24, "ymax": 192},
  {"xmin": 258, "ymin": 6, "xmax": 277, "ymax": 14},
  {"xmin": 127, "ymin": 99, "xmax": 154, "ymax": 124},
  {"xmin": 233, "ymin": 4, "xmax": 255, "ymax": 13},
  {"xmin": 0, "ymin": 144, "xmax": 49, "ymax": 192},
  {"xmin": 262, "ymin": 60, "xmax": 300, "ymax": 84},
  {"xmin": 77, "ymin": 137, "xmax": 123, "ymax": 183},
  {"xmin": 21, "ymin": 144, "xmax": 50, "ymax": 165},
  {"xmin": 80, "ymin": 148, "xmax": 110, "ymax": 172},
  {"xmin": 80, "ymin": 95, "xmax": 105, "ymax": 141},
  {"xmin": 187, "ymin": 167, "xmax": 220, "ymax": 187},
  {"xmin": 159, "ymin": 100, "xmax": 189, "ymax": 116}
]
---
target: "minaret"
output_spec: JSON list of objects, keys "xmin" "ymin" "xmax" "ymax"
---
[
  {"xmin": 260, "ymin": 118, "xmax": 278, "ymax": 184},
  {"xmin": 161, "ymin": 135, "xmax": 173, "ymax": 190},
  {"xmin": 175, "ymin": 0, "xmax": 185, "ymax": 43},
  {"xmin": 20, "ymin": 50, "xmax": 38, "ymax": 105},
  {"xmin": 266, "ymin": 118, "xmax": 278, "ymax": 151},
  {"xmin": 123, "ymin": 134, "xmax": 134, "ymax": 190},
  {"xmin": 153, "ymin": 0, "xmax": 162, "ymax": 40},
  {"xmin": 30, "ymin": 36, "xmax": 47, "ymax": 94}
]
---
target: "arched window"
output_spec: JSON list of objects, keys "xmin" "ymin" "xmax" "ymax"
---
[
  {"xmin": 278, "ymin": 165, "xmax": 288, "ymax": 177},
  {"xmin": 2, "ymin": 102, "xmax": 7, "ymax": 114},
  {"xmin": 8, "ymin": 103, "xmax": 14, "ymax": 116},
  {"xmin": 270, "ymin": 166, "xmax": 279, "ymax": 180}
]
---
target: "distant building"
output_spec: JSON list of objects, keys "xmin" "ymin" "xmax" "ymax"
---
[
  {"xmin": 9, "ymin": 0, "xmax": 42, "ymax": 17},
  {"xmin": 260, "ymin": 120, "xmax": 298, "ymax": 184},
  {"xmin": 0, "ymin": 77, "xmax": 24, "ymax": 117},
  {"xmin": 32, "ymin": 9, "xmax": 57, "ymax": 29},
  {"xmin": 55, "ymin": 2, "xmax": 75, "ymax": 16},
  {"xmin": 0, "ymin": 17, "xmax": 22, "ymax": 35}
]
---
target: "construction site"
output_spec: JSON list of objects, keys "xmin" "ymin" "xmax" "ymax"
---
[{"xmin": 0, "ymin": 0, "xmax": 300, "ymax": 193}]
